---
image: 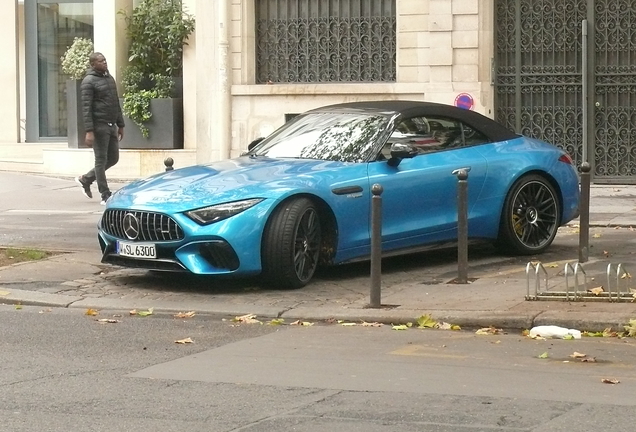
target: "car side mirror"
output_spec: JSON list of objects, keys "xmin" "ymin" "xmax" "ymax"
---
[
  {"xmin": 248, "ymin": 137, "xmax": 265, "ymax": 151},
  {"xmin": 390, "ymin": 142, "xmax": 418, "ymax": 158}
]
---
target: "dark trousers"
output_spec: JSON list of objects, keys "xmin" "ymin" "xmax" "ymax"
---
[{"xmin": 83, "ymin": 123, "xmax": 119, "ymax": 198}]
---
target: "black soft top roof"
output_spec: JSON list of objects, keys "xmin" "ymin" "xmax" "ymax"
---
[{"xmin": 309, "ymin": 100, "xmax": 519, "ymax": 142}]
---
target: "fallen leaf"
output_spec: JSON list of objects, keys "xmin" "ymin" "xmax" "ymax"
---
[
  {"xmin": 392, "ymin": 324, "xmax": 409, "ymax": 330},
  {"xmin": 539, "ymin": 352, "xmax": 549, "ymax": 359},
  {"xmin": 436, "ymin": 322, "xmax": 452, "ymax": 330},
  {"xmin": 570, "ymin": 352, "xmax": 586, "ymax": 358},
  {"xmin": 340, "ymin": 322, "xmax": 357, "ymax": 326},
  {"xmin": 174, "ymin": 311, "xmax": 196, "ymax": 318},
  {"xmin": 583, "ymin": 331, "xmax": 603, "ymax": 337},
  {"xmin": 603, "ymin": 328, "xmax": 619, "ymax": 337},
  {"xmin": 450, "ymin": 324, "xmax": 461, "ymax": 331},
  {"xmin": 290, "ymin": 320, "xmax": 313, "ymax": 326},
  {"xmin": 136, "ymin": 308, "xmax": 154, "ymax": 317},
  {"xmin": 361, "ymin": 321, "xmax": 383, "ymax": 327},
  {"xmin": 623, "ymin": 319, "xmax": 636, "ymax": 337},
  {"xmin": 581, "ymin": 357, "xmax": 597, "ymax": 362},
  {"xmin": 175, "ymin": 337, "xmax": 194, "ymax": 344},
  {"xmin": 39, "ymin": 308, "xmax": 52, "ymax": 314},
  {"xmin": 15, "ymin": 304, "xmax": 22, "ymax": 310},
  {"xmin": 96, "ymin": 319, "xmax": 120, "ymax": 324},
  {"xmin": 547, "ymin": 264, "xmax": 559, "ymax": 268},
  {"xmin": 521, "ymin": 329, "xmax": 530, "ymax": 336},
  {"xmin": 601, "ymin": 378, "xmax": 620, "ymax": 384},
  {"xmin": 593, "ymin": 233, "xmax": 602, "ymax": 238},
  {"xmin": 129, "ymin": 309, "xmax": 137, "ymax": 315},
  {"xmin": 588, "ymin": 286, "xmax": 605, "ymax": 295},
  {"xmin": 621, "ymin": 273, "xmax": 631, "ymax": 279},
  {"xmin": 85, "ymin": 308, "xmax": 99, "ymax": 316},
  {"xmin": 476, "ymin": 326, "xmax": 503, "ymax": 335},
  {"xmin": 232, "ymin": 313, "xmax": 260, "ymax": 324},
  {"xmin": 603, "ymin": 250, "xmax": 611, "ymax": 257},
  {"xmin": 267, "ymin": 318, "xmax": 285, "ymax": 325},
  {"xmin": 416, "ymin": 314, "xmax": 437, "ymax": 328}
]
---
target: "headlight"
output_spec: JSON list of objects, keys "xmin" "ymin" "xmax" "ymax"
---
[{"xmin": 185, "ymin": 198, "xmax": 264, "ymax": 225}]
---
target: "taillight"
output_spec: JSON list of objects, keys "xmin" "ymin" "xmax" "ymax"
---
[{"xmin": 558, "ymin": 153, "xmax": 573, "ymax": 165}]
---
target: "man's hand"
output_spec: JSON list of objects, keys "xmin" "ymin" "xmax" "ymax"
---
[
  {"xmin": 118, "ymin": 127, "xmax": 124, "ymax": 142},
  {"xmin": 85, "ymin": 131, "xmax": 95, "ymax": 148}
]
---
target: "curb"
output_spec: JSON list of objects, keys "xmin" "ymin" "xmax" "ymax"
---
[{"xmin": 2, "ymin": 288, "xmax": 633, "ymax": 332}]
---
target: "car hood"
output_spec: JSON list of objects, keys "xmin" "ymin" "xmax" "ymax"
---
[{"xmin": 109, "ymin": 156, "xmax": 350, "ymax": 211}]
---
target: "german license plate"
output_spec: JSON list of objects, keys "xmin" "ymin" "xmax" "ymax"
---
[{"xmin": 116, "ymin": 241, "xmax": 157, "ymax": 259}]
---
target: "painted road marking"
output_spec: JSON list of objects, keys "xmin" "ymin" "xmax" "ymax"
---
[
  {"xmin": 391, "ymin": 344, "xmax": 467, "ymax": 359},
  {"xmin": 3, "ymin": 210, "xmax": 101, "ymax": 215}
]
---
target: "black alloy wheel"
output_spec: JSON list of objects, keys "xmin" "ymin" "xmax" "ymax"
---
[
  {"xmin": 497, "ymin": 175, "xmax": 560, "ymax": 254},
  {"xmin": 262, "ymin": 198, "xmax": 322, "ymax": 289}
]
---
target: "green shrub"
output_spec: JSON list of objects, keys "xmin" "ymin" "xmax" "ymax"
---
[
  {"xmin": 119, "ymin": 0, "xmax": 195, "ymax": 137},
  {"xmin": 60, "ymin": 37, "xmax": 94, "ymax": 81}
]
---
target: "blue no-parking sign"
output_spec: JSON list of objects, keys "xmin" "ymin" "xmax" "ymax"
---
[{"xmin": 454, "ymin": 93, "xmax": 474, "ymax": 110}]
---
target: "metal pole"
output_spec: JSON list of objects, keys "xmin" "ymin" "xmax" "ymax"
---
[
  {"xmin": 456, "ymin": 170, "xmax": 469, "ymax": 283},
  {"xmin": 581, "ymin": 19, "xmax": 588, "ymax": 164},
  {"xmin": 369, "ymin": 183, "xmax": 383, "ymax": 308},
  {"xmin": 579, "ymin": 162, "xmax": 591, "ymax": 263}
]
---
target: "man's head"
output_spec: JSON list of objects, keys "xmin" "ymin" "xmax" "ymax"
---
[{"xmin": 89, "ymin": 52, "xmax": 108, "ymax": 74}]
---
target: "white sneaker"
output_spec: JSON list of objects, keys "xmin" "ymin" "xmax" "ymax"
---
[{"xmin": 100, "ymin": 193, "xmax": 112, "ymax": 205}]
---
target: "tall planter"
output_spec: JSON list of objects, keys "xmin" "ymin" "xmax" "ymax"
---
[
  {"xmin": 66, "ymin": 79, "xmax": 87, "ymax": 148},
  {"xmin": 119, "ymin": 98, "xmax": 184, "ymax": 149}
]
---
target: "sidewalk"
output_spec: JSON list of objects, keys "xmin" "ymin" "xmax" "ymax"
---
[{"xmin": 2, "ymin": 179, "xmax": 636, "ymax": 332}]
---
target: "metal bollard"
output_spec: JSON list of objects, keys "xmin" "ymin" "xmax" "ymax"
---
[
  {"xmin": 456, "ymin": 169, "xmax": 469, "ymax": 284},
  {"xmin": 578, "ymin": 162, "xmax": 591, "ymax": 263},
  {"xmin": 369, "ymin": 183, "xmax": 383, "ymax": 308},
  {"xmin": 164, "ymin": 157, "xmax": 174, "ymax": 171}
]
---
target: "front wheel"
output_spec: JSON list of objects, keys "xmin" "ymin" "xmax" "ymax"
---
[
  {"xmin": 497, "ymin": 175, "xmax": 560, "ymax": 255},
  {"xmin": 262, "ymin": 198, "xmax": 322, "ymax": 289}
]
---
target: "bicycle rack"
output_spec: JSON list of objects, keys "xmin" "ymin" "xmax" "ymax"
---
[
  {"xmin": 606, "ymin": 263, "xmax": 634, "ymax": 302},
  {"xmin": 564, "ymin": 261, "xmax": 587, "ymax": 301},
  {"xmin": 525, "ymin": 261, "xmax": 548, "ymax": 301},
  {"xmin": 525, "ymin": 261, "xmax": 635, "ymax": 302}
]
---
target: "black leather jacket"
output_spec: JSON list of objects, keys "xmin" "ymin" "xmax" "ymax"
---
[{"xmin": 81, "ymin": 68, "xmax": 125, "ymax": 132}]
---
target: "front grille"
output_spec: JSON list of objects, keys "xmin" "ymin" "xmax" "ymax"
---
[{"xmin": 101, "ymin": 209, "xmax": 185, "ymax": 241}]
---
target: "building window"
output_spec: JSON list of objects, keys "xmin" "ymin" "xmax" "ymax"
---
[
  {"xmin": 25, "ymin": 1, "xmax": 93, "ymax": 141},
  {"xmin": 255, "ymin": 0, "xmax": 396, "ymax": 84}
]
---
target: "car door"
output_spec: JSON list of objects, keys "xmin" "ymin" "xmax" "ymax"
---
[{"xmin": 367, "ymin": 115, "xmax": 490, "ymax": 252}]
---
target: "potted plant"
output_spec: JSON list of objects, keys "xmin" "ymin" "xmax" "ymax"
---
[
  {"xmin": 119, "ymin": 0, "xmax": 195, "ymax": 148},
  {"xmin": 60, "ymin": 37, "xmax": 93, "ymax": 148}
]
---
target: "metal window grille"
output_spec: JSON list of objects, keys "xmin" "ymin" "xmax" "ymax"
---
[{"xmin": 255, "ymin": 0, "xmax": 396, "ymax": 83}]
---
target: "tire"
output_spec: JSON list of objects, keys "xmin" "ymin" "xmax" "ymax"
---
[
  {"xmin": 497, "ymin": 175, "xmax": 560, "ymax": 255},
  {"xmin": 262, "ymin": 198, "xmax": 322, "ymax": 289}
]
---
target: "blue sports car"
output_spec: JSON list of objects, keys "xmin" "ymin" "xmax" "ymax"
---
[{"xmin": 98, "ymin": 101, "xmax": 580, "ymax": 288}]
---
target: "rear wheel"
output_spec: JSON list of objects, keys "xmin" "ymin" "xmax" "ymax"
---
[
  {"xmin": 497, "ymin": 175, "xmax": 560, "ymax": 254},
  {"xmin": 262, "ymin": 198, "xmax": 321, "ymax": 289}
]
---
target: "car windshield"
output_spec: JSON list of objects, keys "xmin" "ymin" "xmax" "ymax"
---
[{"xmin": 251, "ymin": 112, "xmax": 391, "ymax": 162}]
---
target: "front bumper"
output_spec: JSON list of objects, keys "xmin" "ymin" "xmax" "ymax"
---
[{"xmin": 98, "ymin": 206, "xmax": 268, "ymax": 276}]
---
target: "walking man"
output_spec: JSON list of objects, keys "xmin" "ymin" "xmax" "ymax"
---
[{"xmin": 75, "ymin": 52, "xmax": 125, "ymax": 205}]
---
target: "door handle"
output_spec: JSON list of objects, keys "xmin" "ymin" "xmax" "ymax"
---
[{"xmin": 452, "ymin": 167, "xmax": 471, "ymax": 175}]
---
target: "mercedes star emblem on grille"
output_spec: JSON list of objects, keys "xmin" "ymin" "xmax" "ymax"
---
[{"xmin": 123, "ymin": 213, "xmax": 140, "ymax": 240}]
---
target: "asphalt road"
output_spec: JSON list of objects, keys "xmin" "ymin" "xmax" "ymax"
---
[
  {"xmin": 2, "ymin": 305, "xmax": 636, "ymax": 432},
  {"xmin": 0, "ymin": 171, "xmax": 117, "ymax": 251}
]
